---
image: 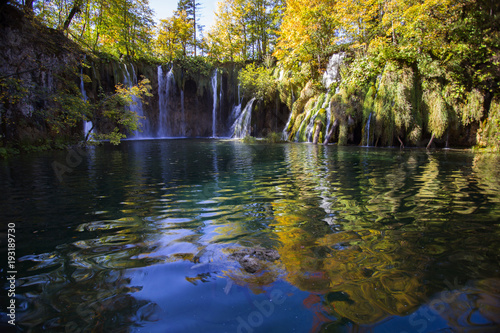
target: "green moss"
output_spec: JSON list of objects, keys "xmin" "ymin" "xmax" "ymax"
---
[
  {"xmin": 461, "ymin": 89, "xmax": 484, "ymax": 125},
  {"xmin": 423, "ymin": 80, "xmax": 448, "ymax": 139},
  {"xmin": 317, "ymin": 108, "xmax": 327, "ymax": 125},
  {"xmin": 476, "ymin": 95, "xmax": 500, "ymax": 150},
  {"xmin": 338, "ymin": 123, "xmax": 348, "ymax": 146},
  {"xmin": 265, "ymin": 132, "xmax": 285, "ymax": 143},
  {"xmin": 362, "ymin": 85, "xmax": 376, "ymax": 119},
  {"xmin": 241, "ymin": 135, "xmax": 257, "ymax": 143}
]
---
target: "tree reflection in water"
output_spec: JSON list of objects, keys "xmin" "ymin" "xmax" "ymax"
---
[{"xmin": 3, "ymin": 141, "xmax": 499, "ymax": 332}]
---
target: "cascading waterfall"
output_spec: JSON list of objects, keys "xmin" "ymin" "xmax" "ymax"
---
[
  {"xmin": 324, "ymin": 100, "xmax": 332, "ymax": 143},
  {"xmin": 289, "ymin": 94, "xmax": 329, "ymax": 142},
  {"xmin": 228, "ymin": 85, "xmax": 243, "ymax": 137},
  {"xmin": 123, "ymin": 64, "xmax": 151, "ymax": 138},
  {"xmin": 305, "ymin": 98, "xmax": 325, "ymax": 142},
  {"xmin": 282, "ymin": 88, "xmax": 295, "ymax": 140},
  {"xmin": 157, "ymin": 65, "xmax": 165, "ymax": 135},
  {"xmin": 80, "ymin": 67, "xmax": 93, "ymax": 138},
  {"xmin": 219, "ymin": 80, "xmax": 223, "ymax": 130},
  {"xmin": 283, "ymin": 53, "xmax": 345, "ymax": 143},
  {"xmin": 322, "ymin": 53, "xmax": 345, "ymax": 89},
  {"xmin": 232, "ymin": 98, "xmax": 256, "ymax": 138},
  {"xmin": 211, "ymin": 70, "xmax": 217, "ymax": 137},
  {"xmin": 158, "ymin": 65, "xmax": 174, "ymax": 137},
  {"xmin": 365, "ymin": 112, "xmax": 372, "ymax": 147},
  {"xmin": 229, "ymin": 103, "xmax": 242, "ymax": 126},
  {"xmin": 181, "ymin": 89, "xmax": 186, "ymax": 136}
]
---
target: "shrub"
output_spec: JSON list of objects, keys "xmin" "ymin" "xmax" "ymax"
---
[{"xmin": 238, "ymin": 63, "xmax": 277, "ymax": 102}]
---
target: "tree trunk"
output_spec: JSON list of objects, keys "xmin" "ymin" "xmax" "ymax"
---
[
  {"xmin": 193, "ymin": 0, "xmax": 196, "ymax": 56},
  {"xmin": 427, "ymin": 133, "xmax": 435, "ymax": 149},
  {"xmin": 323, "ymin": 119, "xmax": 339, "ymax": 144},
  {"xmin": 84, "ymin": 123, "xmax": 95, "ymax": 143},
  {"xmin": 24, "ymin": 0, "xmax": 34, "ymax": 12},
  {"xmin": 398, "ymin": 136, "xmax": 404, "ymax": 149},
  {"xmin": 63, "ymin": 0, "xmax": 83, "ymax": 31}
]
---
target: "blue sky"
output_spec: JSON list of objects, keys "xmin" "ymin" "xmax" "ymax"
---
[{"xmin": 148, "ymin": 0, "xmax": 218, "ymax": 33}]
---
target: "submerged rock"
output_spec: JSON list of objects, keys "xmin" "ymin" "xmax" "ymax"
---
[{"xmin": 230, "ymin": 247, "xmax": 280, "ymax": 273}]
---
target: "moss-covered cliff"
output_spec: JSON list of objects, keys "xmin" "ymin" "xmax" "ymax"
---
[{"xmin": 281, "ymin": 53, "xmax": 500, "ymax": 149}]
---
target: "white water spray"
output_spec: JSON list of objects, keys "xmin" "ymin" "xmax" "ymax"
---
[
  {"xmin": 158, "ymin": 65, "xmax": 174, "ymax": 137},
  {"xmin": 80, "ymin": 65, "xmax": 93, "ymax": 138},
  {"xmin": 123, "ymin": 64, "xmax": 150, "ymax": 138},
  {"xmin": 211, "ymin": 70, "xmax": 217, "ymax": 137},
  {"xmin": 232, "ymin": 98, "xmax": 256, "ymax": 138}
]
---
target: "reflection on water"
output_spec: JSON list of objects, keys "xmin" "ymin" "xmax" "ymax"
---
[{"xmin": 1, "ymin": 140, "xmax": 499, "ymax": 332}]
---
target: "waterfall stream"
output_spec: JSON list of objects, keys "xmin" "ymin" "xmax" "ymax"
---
[
  {"xmin": 365, "ymin": 112, "xmax": 372, "ymax": 147},
  {"xmin": 181, "ymin": 89, "xmax": 185, "ymax": 136},
  {"xmin": 158, "ymin": 65, "xmax": 174, "ymax": 137},
  {"xmin": 211, "ymin": 70, "xmax": 217, "ymax": 137},
  {"xmin": 322, "ymin": 53, "xmax": 345, "ymax": 89},
  {"xmin": 232, "ymin": 98, "xmax": 256, "ymax": 138},
  {"xmin": 123, "ymin": 64, "xmax": 150, "ymax": 138},
  {"xmin": 80, "ymin": 67, "xmax": 93, "ymax": 138}
]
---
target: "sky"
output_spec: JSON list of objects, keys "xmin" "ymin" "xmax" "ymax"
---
[{"xmin": 148, "ymin": 0, "xmax": 219, "ymax": 33}]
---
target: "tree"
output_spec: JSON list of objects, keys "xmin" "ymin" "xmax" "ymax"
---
[
  {"xmin": 274, "ymin": 0, "xmax": 338, "ymax": 77},
  {"xmin": 30, "ymin": 0, "xmax": 155, "ymax": 59},
  {"xmin": 177, "ymin": 0, "xmax": 202, "ymax": 56},
  {"xmin": 206, "ymin": 0, "xmax": 283, "ymax": 62},
  {"xmin": 89, "ymin": 77, "xmax": 152, "ymax": 144}
]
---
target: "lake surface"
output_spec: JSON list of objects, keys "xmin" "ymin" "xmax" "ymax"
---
[{"xmin": 1, "ymin": 140, "xmax": 500, "ymax": 332}]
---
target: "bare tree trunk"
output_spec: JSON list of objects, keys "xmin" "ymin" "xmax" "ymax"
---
[
  {"xmin": 427, "ymin": 133, "xmax": 435, "ymax": 149},
  {"xmin": 323, "ymin": 119, "xmax": 339, "ymax": 144},
  {"xmin": 398, "ymin": 136, "xmax": 404, "ymax": 149},
  {"xmin": 192, "ymin": 0, "xmax": 196, "ymax": 56},
  {"xmin": 84, "ymin": 123, "xmax": 95, "ymax": 143}
]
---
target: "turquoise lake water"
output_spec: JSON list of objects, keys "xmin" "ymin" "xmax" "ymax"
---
[{"xmin": 1, "ymin": 139, "xmax": 499, "ymax": 332}]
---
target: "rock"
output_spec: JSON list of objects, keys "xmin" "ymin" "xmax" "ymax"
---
[
  {"xmin": 240, "ymin": 255, "xmax": 260, "ymax": 273},
  {"xmin": 313, "ymin": 120, "xmax": 322, "ymax": 144},
  {"xmin": 230, "ymin": 247, "xmax": 280, "ymax": 273}
]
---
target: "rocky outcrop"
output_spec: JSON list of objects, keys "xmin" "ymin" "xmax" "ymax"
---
[
  {"xmin": 230, "ymin": 247, "xmax": 280, "ymax": 273},
  {"xmin": 0, "ymin": 5, "xmax": 83, "ymax": 146}
]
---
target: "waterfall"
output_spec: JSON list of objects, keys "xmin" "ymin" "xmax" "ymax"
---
[
  {"xmin": 282, "ymin": 88, "xmax": 296, "ymax": 140},
  {"xmin": 211, "ymin": 70, "xmax": 217, "ymax": 137},
  {"xmin": 158, "ymin": 65, "xmax": 164, "ymax": 136},
  {"xmin": 324, "ymin": 100, "xmax": 332, "ymax": 142},
  {"xmin": 282, "ymin": 112, "xmax": 292, "ymax": 141},
  {"xmin": 80, "ymin": 66, "xmax": 93, "ymax": 138},
  {"xmin": 123, "ymin": 64, "xmax": 150, "ymax": 138},
  {"xmin": 181, "ymin": 89, "xmax": 186, "ymax": 136},
  {"xmin": 305, "ymin": 98, "xmax": 324, "ymax": 142},
  {"xmin": 232, "ymin": 98, "xmax": 256, "ymax": 139},
  {"xmin": 227, "ymin": 88, "xmax": 243, "ymax": 137},
  {"xmin": 322, "ymin": 53, "xmax": 345, "ymax": 89},
  {"xmin": 219, "ymin": 79, "xmax": 223, "ymax": 131},
  {"xmin": 365, "ymin": 112, "xmax": 372, "ymax": 147},
  {"xmin": 158, "ymin": 65, "xmax": 174, "ymax": 137},
  {"xmin": 229, "ymin": 102, "xmax": 241, "ymax": 130}
]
